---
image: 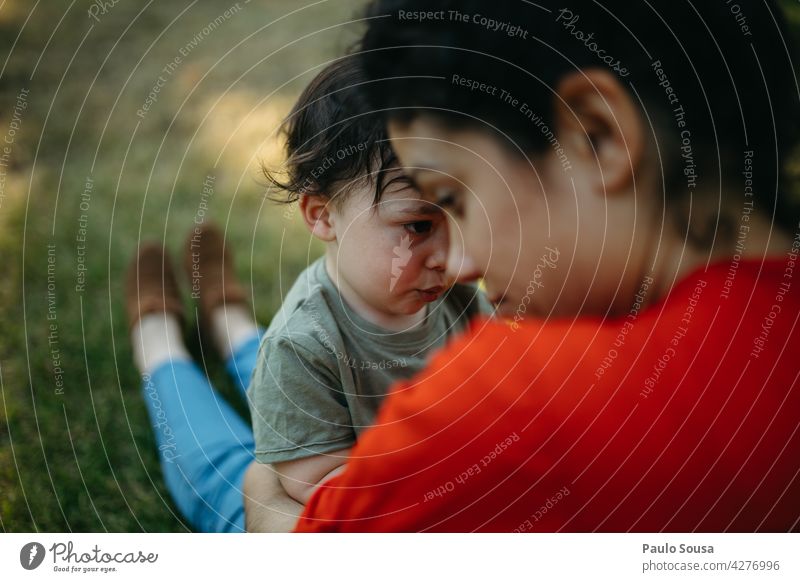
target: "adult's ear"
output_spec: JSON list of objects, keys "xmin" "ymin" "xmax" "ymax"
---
[
  {"xmin": 298, "ymin": 194, "xmax": 337, "ymax": 242},
  {"xmin": 553, "ymin": 68, "xmax": 644, "ymax": 194}
]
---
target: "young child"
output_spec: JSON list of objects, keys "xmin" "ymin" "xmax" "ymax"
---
[
  {"xmin": 125, "ymin": 56, "xmax": 488, "ymax": 533},
  {"xmin": 248, "ymin": 58, "xmax": 491, "ymax": 504}
]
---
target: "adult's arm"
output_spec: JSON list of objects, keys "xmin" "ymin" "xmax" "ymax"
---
[
  {"xmin": 293, "ymin": 319, "xmax": 540, "ymax": 532},
  {"xmin": 242, "ymin": 461, "xmax": 304, "ymax": 532}
]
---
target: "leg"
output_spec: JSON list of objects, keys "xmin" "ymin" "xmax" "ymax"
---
[
  {"xmin": 127, "ymin": 244, "xmax": 253, "ymax": 532},
  {"xmin": 142, "ymin": 358, "xmax": 254, "ymax": 532},
  {"xmin": 185, "ymin": 225, "xmax": 304, "ymax": 531},
  {"xmin": 185, "ymin": 224, "xmax": 261, "ymax": 400}
]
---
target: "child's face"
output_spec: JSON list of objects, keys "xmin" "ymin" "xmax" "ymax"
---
[
  {"xmin": 387, "ymin": 117, "xmax": 653, "ymax": 319},
  {"xmin": 327, "ymin": 172, "xmax": 450, "ymax": 324}
]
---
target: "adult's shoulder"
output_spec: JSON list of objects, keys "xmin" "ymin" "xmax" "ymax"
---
[
  {"xmin": 390, "ymin": 316, "xmax": 604, "ymax": 403},
  {"xmin": 295, "ymin": 316, "xmax": 599, "ymax": 531}
]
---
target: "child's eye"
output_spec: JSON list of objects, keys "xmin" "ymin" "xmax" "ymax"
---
[{"xmin": 404, "ymin": 221, "xmax": 433, "ymax": 235}]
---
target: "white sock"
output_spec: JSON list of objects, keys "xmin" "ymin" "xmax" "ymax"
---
[
  {"xmin": 210, "ymin": 304, "xmax": 259, "ymax": 360},
  {"xmin": 131, "ymin": 313, "xmax": 191, "ymax": 375}
]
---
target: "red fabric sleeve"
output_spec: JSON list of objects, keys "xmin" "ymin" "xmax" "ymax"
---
[{"xmin": 294, "ymin": 317, "xmax": 565, "ymax": 532}]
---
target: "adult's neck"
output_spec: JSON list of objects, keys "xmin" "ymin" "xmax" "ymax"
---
[{"xmin": 649, "ymin": 210, "xmax": 793, "ymax": 305}]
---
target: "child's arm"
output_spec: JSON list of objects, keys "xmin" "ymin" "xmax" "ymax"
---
[
  {"xmin": 273, "ymin": 447, "xmax": 352, "ymax": 505},
  {"xmin": 242, "ymin": 461, "xmax": 304, "ymax": 532}
]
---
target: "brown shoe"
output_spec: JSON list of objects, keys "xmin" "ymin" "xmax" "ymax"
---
[
  {"xmin": 125, "ymin": 244, "xmax": 185, "ymax": 330},
  {"xmin": 184, "ymin": 223, "xmax": 248, "ymax": 328}
]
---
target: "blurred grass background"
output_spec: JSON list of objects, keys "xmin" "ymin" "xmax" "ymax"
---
[
  {"xmin": 1, "ymin": 0, "xmax": 799, "ymax": 533},
  {"xmin": 0, "ymin": 0, "xmax": 366, "ymax": 532}
]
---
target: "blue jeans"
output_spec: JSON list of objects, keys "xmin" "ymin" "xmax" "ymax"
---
[{"xmin": 141, "ymin": 332, "xmax": 262, "ymax": 532}]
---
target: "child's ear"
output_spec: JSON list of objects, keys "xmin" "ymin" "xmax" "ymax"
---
[
  {"xmin": 553, "ymin": 68, "xmax": 644, "ymax": 195},
  {"xmin": 298, "ymin": 194, "xmax": 337, "ymax": 242}
]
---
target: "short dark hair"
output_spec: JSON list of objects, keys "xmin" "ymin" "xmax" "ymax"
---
[
  {"xmin": 264, "ymin": 56, "xmax": 407, "ymax": 207},
  {"xmin": 358, "ymin": 0, "xmax": 800, "ymax": 234}
]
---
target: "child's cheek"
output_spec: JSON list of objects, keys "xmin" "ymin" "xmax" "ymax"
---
[
  {"xmin": 370, "ymin": 244, "xmax": 401, "ymax": 293},
  {"xmin": 382, "ymin": 240, "xmax": 418, "ymax": 295}
]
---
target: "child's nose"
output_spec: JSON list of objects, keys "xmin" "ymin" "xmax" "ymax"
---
[
  {"xmin": 425, "ymin": 227, "xmax": 447, "ymax": 272},
  {"xmin": 445, "ymin": 230, "xmax": 481, "ymax": 284}
]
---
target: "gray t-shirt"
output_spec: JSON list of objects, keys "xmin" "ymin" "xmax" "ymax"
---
[{"xmin": 248, "ymin": 257, "xmax": 491, "ymax": 464}]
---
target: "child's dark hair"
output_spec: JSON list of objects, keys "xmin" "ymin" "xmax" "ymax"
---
[
  {"xmin": 264, "ymin": 56, "xmax": 406, "ymax": 206},
  {"xmin": 358, "ymin": 0, "xmax": 800, "ymax": 236}
]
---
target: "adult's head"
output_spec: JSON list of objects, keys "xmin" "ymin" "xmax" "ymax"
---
[{"xmin": 358, "ymin": 0, "xmax": 800, "ymax": 318}]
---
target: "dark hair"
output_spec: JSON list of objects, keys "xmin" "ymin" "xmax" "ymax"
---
[
  {"xmin": 264, "ymin": 56, "xmax": 407, "ymax": 207},
  {"xmin": 358, "ymin": 0, "xmax": 800, "ymax": 235}
]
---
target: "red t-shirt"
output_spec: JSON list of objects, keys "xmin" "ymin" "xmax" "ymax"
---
[{"xmin": 295, "ymin": 258, "xmax": 800, "ymax": 532}]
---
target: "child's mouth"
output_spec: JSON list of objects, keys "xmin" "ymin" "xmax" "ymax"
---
[{"xmin": 417, "ymin": 286, "xmax": 444, "ymax": 302}]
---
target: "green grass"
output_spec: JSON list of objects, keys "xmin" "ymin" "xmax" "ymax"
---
[
  {"xmin": 3, "ymin": 0, "xmax": 800, "ymax": 533},
  {"xmin": 0, "ymin": 0, "xmax": 361, "ymax": 532}
]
